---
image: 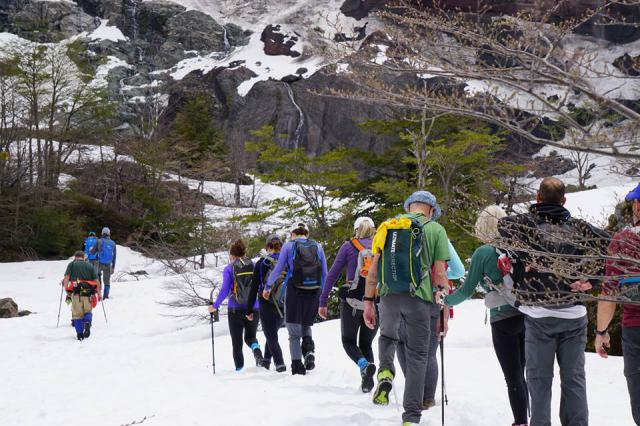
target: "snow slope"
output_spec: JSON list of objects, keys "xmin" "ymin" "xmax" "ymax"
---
[{"xmin": 0, "ymin": 247, "xmax": 633, "ymax": 426}]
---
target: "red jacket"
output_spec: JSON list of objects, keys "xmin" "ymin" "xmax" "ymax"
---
[{"xmin": 605, "ymin": 226, "xmax": 640, "ymax": 327}]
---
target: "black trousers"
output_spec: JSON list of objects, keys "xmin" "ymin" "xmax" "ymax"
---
[
  {"xmin": 228, "ymin": 308, "xmax": 260, "ymax": 369},
  {"xmin": 491, "ymin": 315, "xmax": 528, "ymax": 425},
  {"xmin": 259, "ymin": 298, "xmax": 285, "ymax": 367},
  {"xmin": 340, "ymin": 301, "xmax": 378, "ymax": 365}
]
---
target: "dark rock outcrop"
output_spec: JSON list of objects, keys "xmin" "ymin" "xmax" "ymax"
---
[
  {"xmin": 11, "ymin": 1, "xmax": 100, "ymax": 42},
  {"xmin": 261, "ymin": 24, "xmax": 301, "ymax": 57},
  {"xmin": 614, "ymin": 53, "xmax": 640, "ymax": 77},
  {"xmin": 0, "ymin": 298, "xmax": 19, "ymax": 318},
  {"xmin": 340, "ymin": 0, "xmax": 387, "ymax": 20}
]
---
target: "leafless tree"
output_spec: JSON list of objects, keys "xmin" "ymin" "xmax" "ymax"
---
[{"xmin": 325, "ymin": 0, "xmax": 640, "ymax": 163}]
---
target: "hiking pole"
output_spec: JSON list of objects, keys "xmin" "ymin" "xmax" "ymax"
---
[
  {"xmin": 56, "ymin": 280, "xmax": 64, "ymax": 328},
  {"xmin": 100, "ymin": 298, "xmax": 108, "ymax": 326},
  {"xmin": 209, "ymin": 289, "xmax": 216, "ymax": 375},
  {"xmin": 440, "ymin": 306, "xmax": 448, "ymax": 426}
]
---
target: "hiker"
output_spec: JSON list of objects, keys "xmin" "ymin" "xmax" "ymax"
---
[
  {"xmin": 263, "ymin": 223, "xmax": 328, "ymax": 376},
  {"xmin": 499, "ymin": 177, "xmax": 609, "ymax": 426},
  {"xmin": 397, "ymin": 238, "xmax": 465, "ymax": 411},
  {"xmin": 83, "ymin": 231, "xmax": 98, "ymax": 269},
  {"xmin": 95, "ymin": 227, "xmax": 116, "ymax": 299},
  {"xmin": 247, "ymin": 234, "xmax": 287, "ymax": 373},
  {"xmin": 594, "ymin": 182, "xmax": 640, "ymax": 425},
  {"xmin": 318, "ymin": 216, "xmax": 378, "ymax": 392},
  {"xmin": 444, "ymin": 205, "xmax": 528, "ymax": 426},
  {"xmin": 62, "ymin": 251, "xmax": 101, "ymax": 341},
  {"xmin": 209, "ymin": 239, "xmax": 264, "ymax": 372},
  {"xmin": 363, "ymin": 191, "xmax": 450, "ymax": 426}
]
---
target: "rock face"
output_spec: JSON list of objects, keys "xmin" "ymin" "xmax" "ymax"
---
[
  {"xmin": 0, "ymin": 298, "xmax": 19, "ymax": 318},
  {"xmin": 614, "ymin": 54, "xmax": 640, "ymax": 76},
  {"xmin": 261, "ymin": 24, "xmax": 301, "ymax": 57},
  {"xmin": 10, "ymin": 1, "xmax": 100, "ymax": 42}
]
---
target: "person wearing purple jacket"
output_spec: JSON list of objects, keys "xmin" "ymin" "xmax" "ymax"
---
[
  {"xmin": 318, "ymin": 216, "xmax": 378, "ymax": 392},
  {"xmin": 263, "ymin": 223, "xmax": 328, "ymax": 376},
  {"xmin": 209, "ymin": 240, "xmax": 263, "ymax": 372}
]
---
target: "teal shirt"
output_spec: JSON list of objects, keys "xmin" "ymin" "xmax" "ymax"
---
[{"xmin": 444, "ymin": 244, "xmax": 520, "ymax": 323}]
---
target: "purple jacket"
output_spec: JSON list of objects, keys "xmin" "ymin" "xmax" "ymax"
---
[
  {"xmin": 319, "ymin": 238, "xmax": 372, "ymax": 308},
  {"xmin": 213, "ymin": 262, "xmax": 259, "ymax": 311}
]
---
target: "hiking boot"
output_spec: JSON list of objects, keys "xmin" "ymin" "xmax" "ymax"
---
[
  {"xmin": 253, "ymin": 348, "xmax": 264, "ymax": 367},
  {"xmin": 372, "ymin": 369, "xmax": 394, "ymax": 406},
  {"xmin": 276, "ymin": 364, "xmax": 287, "ymax": 373},
  {"xmin": 291, "ymin": 360, "xmax": 306, "ymax": 376},
  {"xmin": 303, "ymin": 352, "xmax": 315, "ymax": 371},
  {"xmin": 76, "ymin": 333, "xmax": 84, "ymax": 341},
  {"xmin": 260, "ymin": 359, "xmax": 271, "ymax": 370},
  {"xmin": 361, "ymin": 363, "xmax": 376, "ymax": 393},
  {"xmin": 83, "ymin": 322, "xmax": 91, "ymax": 339},
  {"xmin": 422, "ymin": 399, "xmax": 436, "ymax": 410}
]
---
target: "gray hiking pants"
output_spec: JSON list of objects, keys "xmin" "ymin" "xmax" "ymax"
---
[
  {"xmin": 378, "ymin": 293, "xmax": 434, "ymax": 424},
  {"xmin": 286, "ymin": 323, "xmax": 312, "ymax": 361},
  {"xmin": 98, "ymin": 263, "xmax": 112, "ymax": 298},
  {"xmin": 622, "ymin": 327, "xmax": 640, "ymax": 425},
  {"xmin": 397, "ymin": 304, "xmax": 440, "ymax": 402},
  {"xmin": 525, "ymin": 315, "xmax": 588, "ymax": 426}
]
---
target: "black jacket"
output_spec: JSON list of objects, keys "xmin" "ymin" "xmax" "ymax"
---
[{"xmin": 498, "ymin": 203, "xmax": 610, "ymax": 306}]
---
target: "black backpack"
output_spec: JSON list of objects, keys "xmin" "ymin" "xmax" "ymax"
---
[
  {"xmin": 290, "ymin": 239, "xmax": 322, "ymax": 291},
  {"xmin": 232, "ymin": 258, "xmax": 254, "ymax": 305},
  {"xmin": 261, "ymin": 256, "xmax": 286, "ymax": 312}
]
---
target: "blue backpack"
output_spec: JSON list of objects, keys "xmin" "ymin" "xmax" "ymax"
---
[
  {"xmin": 99, "ymin": 239, "xmax": 115, "ymax": 265},
  {"xmin": 84, "ymin": 237, "xmax": 97, "ymax": 260}
]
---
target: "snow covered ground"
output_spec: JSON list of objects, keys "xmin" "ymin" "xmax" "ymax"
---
[{"xmin": 0, "ymin": 246, "xmax": 633, "ymax": 426}]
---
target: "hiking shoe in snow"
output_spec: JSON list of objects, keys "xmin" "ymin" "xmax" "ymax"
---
[
  {"xmin": 275, "ymin": 364, "xmax": 287, "ymax": 373},
  {"xmin": 422, "ymin": 399, "xmax": 436, "ymax": 410},
  {"xmin": 372, "ymin": 369, "xmax": 394, "ymax": 406},
  {"xmin": 303, "ymin": 352, "xmax": 315, "ymax": 371},
  {"xmin": 82, "ymin": 322, "xmax": 91, "ymax": 339},
  {"xmin": 361, "ymin": 363, "xmax": 376, "ymax": 393},
  {"xmin": 253, "ymin": 348, "xmax": 264, "ymax": 367},
  {"xmin": 76, "ymin": 333, "xmax": 84, "ymax": 341},
  {"xmin": 260, "ymin": 359, "xmax": 271, "ymax": 370},
  {"xmin": 291, "ymin": 360, "xmax": 306, "ymax": 376}
]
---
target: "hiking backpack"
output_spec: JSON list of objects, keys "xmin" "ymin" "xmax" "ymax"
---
[
  {"xmin": 378, "ymin": 216, "xmax": 431, "ymax": 297},
  {"xmin": 290, "ymin": 239, "xmax": 323, "ymax": 291},
  {"xmin": 232, "ymin": 258, "xmax": 254, "ymax": 306},
  {"xmin": 84, "ymin": 237, "xmax": 97, "ymax": 260},
  {"xmin": 98, "ymin": 239, "xmax": 115, "ymax": 265},
  {"xmin": 344, "ymin": 239, "xmax": 376, "ymax": 311},
  {"xmin": 261, "ymin": 256, "xmax": 287, "ymax": 312}
]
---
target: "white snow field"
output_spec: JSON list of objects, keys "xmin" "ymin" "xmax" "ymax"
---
[{"xmin": 0, "ymin": 246, "xmax": 634, "ymax": 426}]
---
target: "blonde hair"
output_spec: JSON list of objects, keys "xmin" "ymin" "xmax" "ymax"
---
[
  {"xmin": 354, "ymin": 218, "xmax": 376, "ymax": 239},
  {"xmin": 475, "ymin": 205, "xmax": 507, "ymax": 244}
]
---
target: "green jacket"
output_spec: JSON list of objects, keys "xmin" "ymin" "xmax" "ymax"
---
[{"xmin": 444, "ymin": 244, "xmax": 520, "ymax": 323}]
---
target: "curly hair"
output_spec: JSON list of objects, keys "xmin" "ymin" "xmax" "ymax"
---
[{"xmin": 229, "ymin": 239, "xmax": 247, "ymax": 258}]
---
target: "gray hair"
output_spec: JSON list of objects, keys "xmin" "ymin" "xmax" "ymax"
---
[{"xmin": 475, "ymin": 205, "xmax": 507, "ymax": 244}]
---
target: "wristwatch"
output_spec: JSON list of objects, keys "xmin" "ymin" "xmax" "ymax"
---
[
  {"xmin": 363, "ymin": 296, "xmax": 375, "ymax": 302},
  {"xmin": 595, "ymin": 327, "xmax": 609, "ymax": 336}
]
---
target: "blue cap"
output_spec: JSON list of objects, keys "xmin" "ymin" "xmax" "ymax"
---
[
  {"xmin": 403, "ymin": 190, "xmax": 442, "ymax": 220},
  {"xmin": 626, "ymin": 183, "xmax": 640, "ymax": 202}
]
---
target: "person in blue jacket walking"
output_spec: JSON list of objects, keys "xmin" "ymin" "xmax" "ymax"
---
[
  {"xmin": 83, "ymin": 231, "xmax": 98, "ymax": 270},
  {"xmin": 263, "ymin": 223, "xmax": 328, "ymax": 375},
  {"xmin": 95, "ymin": 227, "xmax": 116, "ymax": 299}
]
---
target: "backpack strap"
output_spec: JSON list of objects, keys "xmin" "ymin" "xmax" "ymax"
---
[{"xmin": 350, "ymin": 238, "xmax": 365, "ymax": 252}]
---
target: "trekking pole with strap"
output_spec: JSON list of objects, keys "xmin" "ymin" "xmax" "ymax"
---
[
  {"xmin": 56, "ymin": 280, "xmax": 64, "ymax": 328},
  {"xmin": 440, "ymin": 306, "xmax": 448, "ymax": 426},
  {"xmin": 209, "ymin": 289, "xmax": 216, "ymax": 375}
]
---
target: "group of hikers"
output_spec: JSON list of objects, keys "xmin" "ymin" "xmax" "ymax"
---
[
  {"xmin": 60, "ymin": 227, "xmax": 116, "ymax": 341},
  {"xmin": 210, "ymin": 177, "xmax": 640, "ymax": 426}
]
